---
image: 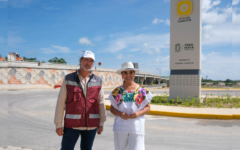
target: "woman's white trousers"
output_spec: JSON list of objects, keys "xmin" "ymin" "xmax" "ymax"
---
[{"xmin": 114, "ymin": 132, "xmax": 145, "ymax": 150}]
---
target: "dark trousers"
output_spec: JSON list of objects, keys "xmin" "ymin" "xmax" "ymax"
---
[{"xmin": 61, "ymin": 127, "xmax": 97, "ymax": 150}]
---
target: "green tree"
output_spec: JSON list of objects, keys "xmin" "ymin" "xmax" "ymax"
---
[
  {"xmin": 225, "ymin": 79, "xmax": 232, "ymax": 83},
  {"xmin": 5, "ymin": 56, "xmax": 8, "ymax": 61},
  {"xmin": 48, "ymin": 57, "xmax": 67, "ymax": 64},
  {"xmin": 23, "ymin": 57, "xmax": 38, "ymax": 62}
]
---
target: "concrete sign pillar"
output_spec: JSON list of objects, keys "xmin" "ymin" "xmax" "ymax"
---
[{"xmin": 169, "ymin": 0, "xmax": 202, "ymax": 99}]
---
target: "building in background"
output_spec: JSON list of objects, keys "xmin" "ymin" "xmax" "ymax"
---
[
  {"xmin": 0, "ymin": 55, "xmax": 6, "ymax": 61},
  {"xmin": 8, "ymin": 53, "xmax": 24, "ymax": 61}
]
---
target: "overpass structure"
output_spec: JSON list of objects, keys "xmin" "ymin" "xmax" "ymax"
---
[
  {"xmin": 0, "ymin": 61, "xmax": 169, "ymax": 89},
  {"xmin": 135, "ymin": 72, "xmax": 169, "ymax": 85}
]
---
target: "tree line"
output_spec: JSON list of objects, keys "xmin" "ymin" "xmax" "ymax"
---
[
  {"xmin": 202, "ymin": 78, "xmax": 240, "ymax": 86},
  {"xmin": 23, "ymin": 57, "xmax": 66, "ymax": 64},
  {"xmin": 3, "ymin": 56, "xmax": 67, "ymax": 64}
]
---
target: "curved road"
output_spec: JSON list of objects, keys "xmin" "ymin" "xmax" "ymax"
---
[{"xmin": 1, "ymin": 89, "xmax": 240, "ymax": 150}]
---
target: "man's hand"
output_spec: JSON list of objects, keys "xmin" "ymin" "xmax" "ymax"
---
[
  {"xmin": 120, "ymin": 112, "xmax": 129, "ymax": 120},
  {"xmin": 97, "ymin": 126, "xmax": 103, "ymax": 135},
  {"xmin": 56, "ymin": 127, "xmax": 64, "ymax": 136},
  {"xmin": 130, "ymin": 112, "xmax": 140, "ymax": 119}
]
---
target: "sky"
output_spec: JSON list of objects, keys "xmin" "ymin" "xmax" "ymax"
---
[{"xmin": 0, "ymin": 0, "xmax": 239, "ymax": 80}]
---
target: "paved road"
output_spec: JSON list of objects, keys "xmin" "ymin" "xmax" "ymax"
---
[{"xmin": 1, "ymin": 89, "xmax": 240, "ymax": 150}]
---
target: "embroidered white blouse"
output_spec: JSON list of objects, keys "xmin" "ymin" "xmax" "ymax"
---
[{"xmin": 108, "ymin": 85, "xmax": 153, "ymax": 135}]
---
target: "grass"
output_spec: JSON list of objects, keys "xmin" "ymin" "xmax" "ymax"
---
[
  {"xmin": 232, "ymin": 87, "xmax": 240, "ymax": 89},
  {"xmin": 151, "ymin": 92, "xmax": 240, "ymax": 108},
  {"xmin": 201, "ymin": 87, "xmax": 240, "ymax": 90}
]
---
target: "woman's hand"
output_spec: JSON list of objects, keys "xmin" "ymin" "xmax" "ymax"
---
[
  {"xmin": 130, "ymin": 112, "xmax": 140, "ymax": 119},
  {"xmin": 120, "ymin": 112, "xmax": 130, "ymax": 120},
  {"xmin": 110, "ymin": 105, "xmax": 129, "ymax": 120}
]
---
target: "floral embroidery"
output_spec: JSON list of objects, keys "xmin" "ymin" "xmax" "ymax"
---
[
  {"xmin": 120, "ymin": 87, "xmax": 124, "ymax": 93},
  {"xmin": 115, "ymin": 94, "xmax": 122, "ymax": 104},
  {"xmin": 112, "ymin": 86, "xmax": 150, "ymax": 108},
  {"xmin": 139, "ymin": 88, "xmax": 147, "ymax": 96},
  {"xmin": 135, "ymin": 94, "xmax": 144, "ymax": 105},
  {"xmin": 123, "ymin": 93, "xmax": 134, "ymax": 102},
  {"xmin": 112, "ymin": 87, "xmax": 120, "ymax": 96}
]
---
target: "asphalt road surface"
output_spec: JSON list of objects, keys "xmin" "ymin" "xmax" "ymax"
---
[{"xmin": 1, "ymin": 89, "xmax": 240, "ymax": 150}]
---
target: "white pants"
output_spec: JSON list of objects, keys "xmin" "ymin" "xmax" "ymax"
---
[{"xmin": 114, "ymin": 132, "xmax": 145, "ymax": 150}]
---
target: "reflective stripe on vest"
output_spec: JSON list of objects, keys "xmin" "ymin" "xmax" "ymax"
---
[
  {"xmin": 89, "ymin": 114, "xmax": 100, "ymax": 119},
  {"xmin": 88, "ymin": 82, "xmax": 102, "ymax": 88},
  {"xmin": 66, "ymin": 80, "xmax": 78, "ymax": 86},
  {"xmin": 66, "ymin": 114, "xmax": 99, "ymax": 119},
  {"xmin": 66, "ymin": 114, "xmax": 81, "ymax": 119}
]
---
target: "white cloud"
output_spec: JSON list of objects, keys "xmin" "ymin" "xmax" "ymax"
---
[
  {"xmin": 202, "ymin": 0, "xmax": 232, "ymax": 25},
  {"xmin": 142, "ymin": 43, "xmax": 161, "ymax": 55},
  {"xmin": 130, "ymin": 48, "xmax": 140, "ymax": 52},
  {"xmin": 116, "ymin": 53, "xmax": 123, "ymax": 60},
  {"xmin": 201, "ymin": 0, "xmax": 240, "ymax": 46},
  {"xmin": 106, "ymin": 33, "xmax": 169, "ymax": 54},
  {"xmin": 212, "ymin": 0, "xmax": 221, "ymax": 6},
  {"xmin": 154, "ymin": 55, "xmax": 170, "ymax": 65},
  {"xmin": 233, "ymin": 0, "xmax": 240, "ymax": 6},
  {"xmin": 8, "ymin": 0, "xmax": 33, "ymax": 8},
  {"xmin": 207, "ymin": 51, "xmax": 218, "ymax": 56},
  {"xmin": 79, "ymin": 37, "xmax": 93, "ymax": 46},
  {"xmin": 108, "ymin": 41, "xmax": 126, "ymax": 53},
  {"xmin": 41, "ymin": 47, "xmax": 56, "ymax": 54},
  {"xmin": 116, "ymin": 53, "xmax": 134, "ymax": 60},
  {"xmin": 201, "ymin": 52, "xmax": 240, "ymax": 80},
  {"xmin": 202, "ymin": 25, "xmax": 213, "ymax": 41},
  {"xmin": 232, "ymin": 7, "xmax": 240, "ymax": 45},
  {"xmin": 136, "ymin": 55, "xmax": 170, "ymax": 76},
  {"xmin": 202, "ymin": 23, "xmax": 234, "ymax": 45},
  {"xmin": 152, "ymin": 18, "xmax": 170, "ymax": 25},
  {"xmin": 201, "ymin": 53, "xmax": 207, "ymax": 62},
  {"xmin": 233, "ymin": 8, "xmax": 240, "ymax": 25},
  {"xmin": 202, "ymin": 0, "xmax": 221, "ymax": 12},
  {"xmin": 51, "ymin": 45, "xmax": 71, "ymax": 53},
  {"xmin": 41, "ymin": 45, "xmax": 71, "ymax": 54},
  {"xmin": 140, "ymin": 52, "xmax": 240, "ymax": 80}
]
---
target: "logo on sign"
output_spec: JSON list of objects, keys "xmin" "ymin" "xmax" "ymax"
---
[
  {"xmin": 184, "ymin": 43, "xmax": 194, "ymax": 50},
  {"xmin": 177, "ymin": 0, "xmax": 193, "ymax": 17},
  {"xmin": 175, "ymin": 43, "xmax": 181, "ymax": 52}
]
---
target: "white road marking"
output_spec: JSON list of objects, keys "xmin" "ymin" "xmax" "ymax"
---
[{"xmin": 0, "ymin": 146, "xmax": 33, "ymax": 150}]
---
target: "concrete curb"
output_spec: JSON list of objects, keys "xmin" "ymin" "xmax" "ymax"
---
[{"xmin": 105, "ymin": 105, "xmax": 240, "ymax": 120}]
